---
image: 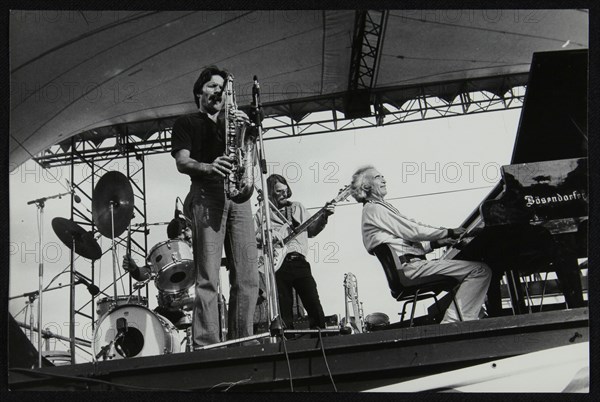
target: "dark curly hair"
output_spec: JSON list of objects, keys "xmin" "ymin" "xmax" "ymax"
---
[
  {"xmin": 192, "ymin": 65, "xmax": 229, "ymax": 109},
  {"xmin": 167, "ymin": 217, "xmax": 189, "ymax": 240}
]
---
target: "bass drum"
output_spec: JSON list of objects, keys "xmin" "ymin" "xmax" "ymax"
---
[{"xmin": 93, "ymin": 305, "xmax": 180, "ymax": 360}]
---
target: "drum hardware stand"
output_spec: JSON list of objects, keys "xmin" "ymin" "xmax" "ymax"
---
[
  {"xmin": 125, "ymin": 223, "xmax": 141, "ymax": 305},
  {"xmin": 132, "ymin": 277, "xmax": 153, "ymax": 292},
  {"xmin": 27, "ymin": 189, "xmax": 73, "ymax": 368},
  {"xmin": 109, "ymin": 202, "xmax": 120, "ymax": 302},
  {"xmin": 131, "ymin": 221, "xmax": 171, "ymax": 227},
  {"xmin": 95, "ymin": 339, "xmax": 116, "ymax": 361},
  {"xmin": 128, "ymin": 275, "xmax": 154, "ymax": 308},
  {"xmin": 252, "ymin": 76, "xmax": 284, "ymax": 343},
  {"xmin": 217, "ymin": 273, "xmax": 227, "ymax": 342},
  {"xmin": 95, "ymin": 334, "xmax": 122, "ymax": 361},
  {"xmin": 179, "ymin": 324, "xmax": 194, "ymax": 352}
]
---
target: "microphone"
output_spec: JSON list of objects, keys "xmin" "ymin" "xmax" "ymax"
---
[
  {"xmin": 66, "ymin": 180, "xmax": 81, "ymax": 203},
  {"xmin": 116, "ymin": 317, "xmax": 128, "ymax": 334},
  {"xmin": 87, "ymin": 283, "xmax": 100, "ymax": 296},
  {"xmin": 114, "ymin": 317, "xmax": 128, "ymax": 357},
  {"xmin": 74, "ymin": 272, "xmax": 100, "ymax": 296}
]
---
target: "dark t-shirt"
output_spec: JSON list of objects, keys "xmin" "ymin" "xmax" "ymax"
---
[{"xmin": 171, "ymin": 111, "xmax": 226, "ymax": 183}]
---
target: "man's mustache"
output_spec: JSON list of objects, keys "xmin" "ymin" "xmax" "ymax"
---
[
  {"xmin": 278, "ymin": 198, "xmax": 291, "ymax": 206},
  {"xmin": 270, "ymin": 195, "xmax": 291, "ymax": 206}
]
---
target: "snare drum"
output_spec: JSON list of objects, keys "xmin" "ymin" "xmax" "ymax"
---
[
  {"xmin": 157, "ymin": 287, "xmax": 195, "ymax": 312},
  {"xmin": 147, "ymin": 239, "xmax": 195, "ymax": 293},
  {"xmin": 93, "ymin": 304, "xmax": 180, "ymax": 360},
  {"xmin": 96, "ymin": 295, "xmax": 148, "ymax": 318}
]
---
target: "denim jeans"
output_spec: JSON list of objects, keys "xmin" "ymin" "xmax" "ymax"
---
[{"xmin": 184, "ymin": 182, "xmax": 258, "ymax": 346}]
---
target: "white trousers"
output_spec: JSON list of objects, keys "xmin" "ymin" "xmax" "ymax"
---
[{"xmin": 401, "ymin": 258, "xmax": 492, "ymax": 323}]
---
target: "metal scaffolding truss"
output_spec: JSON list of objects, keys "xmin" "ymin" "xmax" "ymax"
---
[
  {"xmin": 38, "ymin": 127, "xmax": 174, "ymax": 169},
  {"xmin": 262, "ymin": 85, "xmax": 525, "ymax": 139},
  {"xmin": 64, "ymin": 136, "xmax": 150, "ymax": 362},
  {"xmin": 33, "ymin": 80, "xmax": 526, "ymax": 169},
  {"xmin": 348, "ymin": 10, "xmax": 388, "ymax": 91}
]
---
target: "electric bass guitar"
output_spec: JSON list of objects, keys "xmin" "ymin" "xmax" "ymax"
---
[{"xmin": 258, "ymin": 185, "xmax": 352, "ymax": 273}]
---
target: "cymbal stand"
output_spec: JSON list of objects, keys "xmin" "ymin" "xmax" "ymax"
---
[
  {"xmin": 69, "ymin": 236, "xmax": 77, "ymax": 363},
  {"xmin": 252, "ymin": 76, "xmax": 283, "ymax": 341},
  {"xmin": 110, "ymin": 202, "xmax": 119, "ymax": 301},
  {"xmin": 27, "ymin": 190, "xmax": 71, "ymax": 368},
  {"xmin": 34, "ymin": 202, "xmax": 45, "ymax": 367},
  {"xmin": 125, "ymin": 223, "xmax": 136, "ymax": 304}
]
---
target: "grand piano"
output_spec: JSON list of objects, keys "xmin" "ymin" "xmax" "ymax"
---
[{"xmin": 442, "ymin": 49, "xmax": 588, "ymax": 315}]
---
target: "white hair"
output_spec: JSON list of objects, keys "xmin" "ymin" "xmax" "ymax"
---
[{"xmin": 350, "ymin": 165, "xmax": 375, "ymax": 203}]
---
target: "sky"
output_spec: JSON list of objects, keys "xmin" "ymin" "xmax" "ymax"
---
[{"xmin": 8, "ymin": 108, "xmax": 521, "ymax": 363}]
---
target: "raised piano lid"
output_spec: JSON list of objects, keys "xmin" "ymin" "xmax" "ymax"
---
[{"xmin": 511, "ymin": 49, "xmax": 587, "ymax": 164}]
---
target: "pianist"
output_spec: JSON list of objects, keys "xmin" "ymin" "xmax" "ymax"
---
[{"xmin": 350, "ymin": 165, "xmax": 492, "ymax": 323}]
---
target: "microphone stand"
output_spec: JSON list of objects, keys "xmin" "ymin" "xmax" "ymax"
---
[
  {"xmin": 27, "ymin": 190, "xmax": 71, "ymax": 368},
  {"xmin": 252, "ymin": 76, "xmax": 283, "ymax": 340},
  {"xmin": 11, "ymin": 277, "xmax": 99, "ymax": 363},
  {"xmin": 9, "ymin": 282, "xmax": 87, "ymax": 300}
]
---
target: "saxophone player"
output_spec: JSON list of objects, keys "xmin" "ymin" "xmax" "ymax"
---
[{"xmin": 171, "ymin": 65, "xmax": 259, "ymax": 348}]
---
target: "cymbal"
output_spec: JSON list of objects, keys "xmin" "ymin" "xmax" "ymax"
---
[
  {"xmin": 51, "ymin": 218, "xmax": 102, "ymax": 260},
  {"xmin": 92, "ymin": 171, "xmax": 134, "ymax": 238}
]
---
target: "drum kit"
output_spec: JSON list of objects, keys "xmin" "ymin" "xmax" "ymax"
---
[{"xmin": 48, "ymin": 171, "xmax": 199, "ymax": 361}]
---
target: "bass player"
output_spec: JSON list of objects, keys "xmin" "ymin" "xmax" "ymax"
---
[{"xmin": 255, "ymin": 174, "xmax": 335, "ymax": 330}]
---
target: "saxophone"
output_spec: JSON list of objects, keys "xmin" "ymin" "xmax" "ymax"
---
[
  {"xmin": 343, "ymin": 272, "xmax": 365, "ymax": 333},
  {"xmin": 224, "ymin": 74, "xmax": 256, "ymax": 203}
]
